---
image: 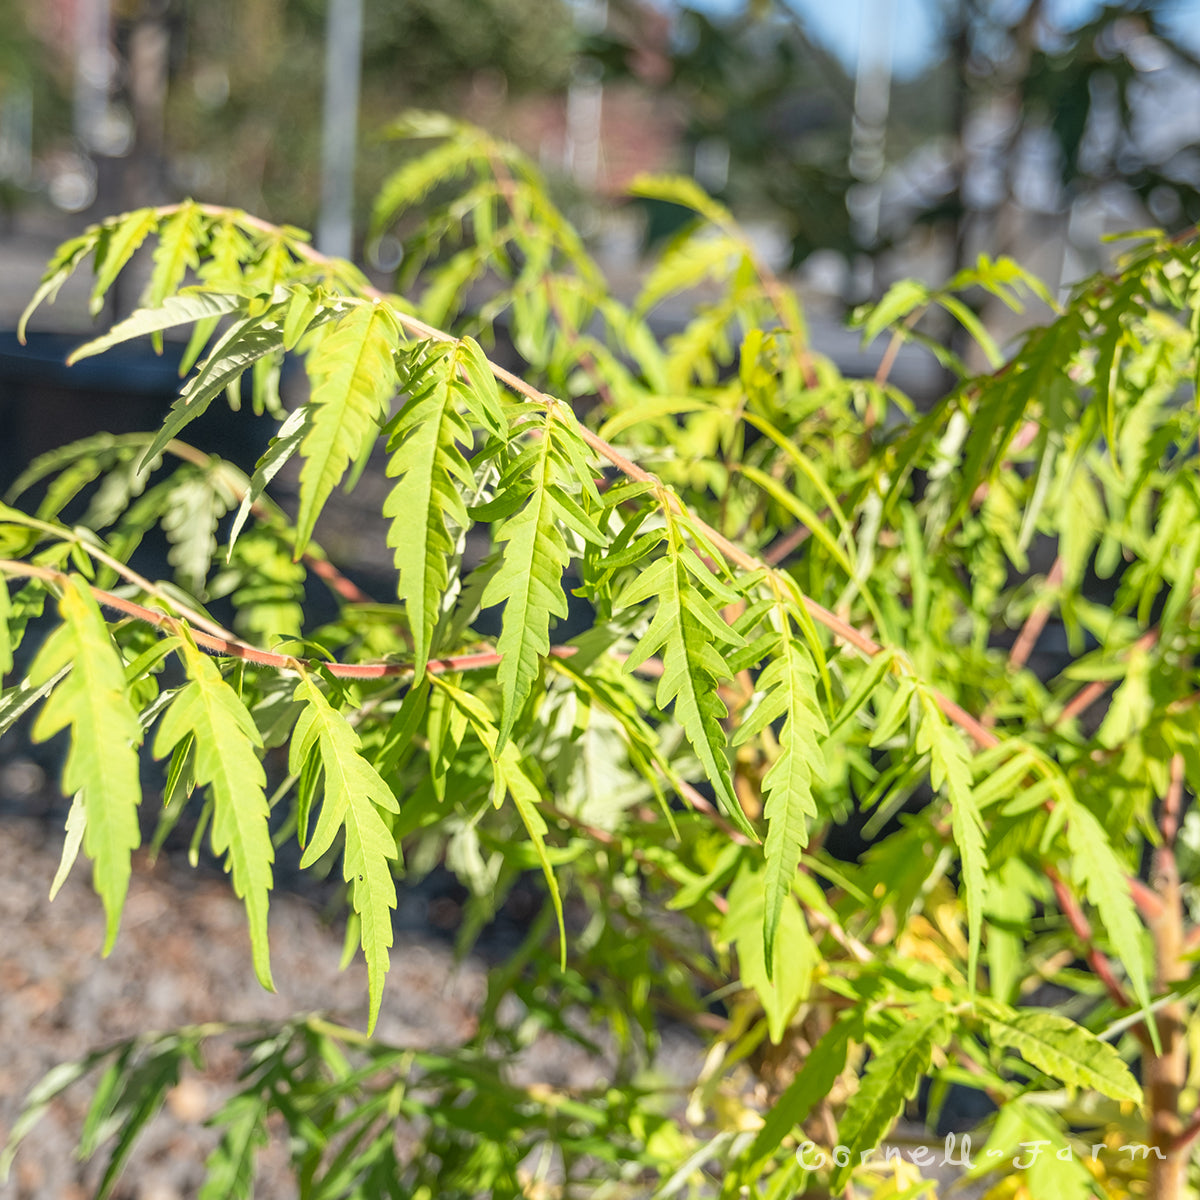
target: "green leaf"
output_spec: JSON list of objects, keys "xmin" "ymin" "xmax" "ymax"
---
[
  {"xmin": 831, "ymin": 1007, "xmax": 948, "ymax": 1190},
  {"xmin": 457, "ymin": 336, "xmax": 507, "ymax": 434},
  {"xmin": 227, "ymin": 404, "xmax": 313, "ymax": 553},
  {"xmin": 48, "ymin": 792, "xmax": 87, "ymax": 901},
  {"xmin": 983, "ymin": 1101, "xmax": 1097, "ymax": 1200},
  {"xmin": 1064, "ymin": 798, "xmax": 1154, "ymax": 1025},
  {"xmin": 90, "ymin": 209, "xmax": 160, "ymax": 316},
  {"xmin": 627, "ymin": 173, "xmax": 734, "ymax": 230},
  {"xmin": 290, "ymin": 674, "xmax": 400, "ymax": 1032},
  {"xmin": 384, "ymin": 343, "xmax": 475, "ymax": 677},
  {"xmin": 0, "ymin": 667, "xmax": 66, "ymax": 739},
  {"xmin": 636, "ymin": 232, "xmax": 743, "ymax": 315},
  {"xmin": 139, "ymin": 311, "xmax": 285, "ymax": 470},
  {"xmin": 154, "ymin": 638, "xmax": 275, "ymax": 990},
  {"xmin": 978, "ymin": 1001, "xmax": 1142, "ymax": 1103},
  {"xmin": 296, "ymin": 301, "xmax": 401, "ymax": 553},
  {"xmin": 199, "ymin": 1092, "xmax": 268, "ymax": 1200},
  {"xmin": 68, "ymin": 292, "xmax": 242, "ymax": 364},
  {"xmin": 162, "ymin": 471, "xmax": 232, "ymax": 595},
  {"xmin": 721, "ymin": 865, "xmax": 816, "ymax": 1043},
  {"xmin": 18, "ymin": 231, "xmax": 98, "ymax": 342},
  {"xmin": 145, "ymin": 202, "xmax": 206, "ymax": 309},
  {"xmin": 89, "ymin": 1037, "xmax": 190, "ymax": 1200},
  {"xmin": 937, "ymin": 293, "xmax": 1003, "ymax": 368},
  {"xmin": 733, "ymin": 635, "xmax": 825, "ymax": 975},
  {"xmin": 918, "ymin": 693, "xmax": 987, "ymax": 995},
  {"xmin": 0, "ymin": 1047, "xmax": 115, "ymax": 1181},
  {"xmin": 281, "ymin": 285, "xmax": 322, "ymax": 350},
  {"xmin": 617, "ymin": 520, "xmax": 753, "ymax": 838},
  {"xmin": 371, "ymin": 135, "xmax": 487, "ymax": 236},
  {"xmin": 29, "ymin": 576, "xmax": 143, "ymax": 953},
  {"xmin": 482, "ymin": 415, "xmax": 602, "ymax": 748},
  {"xmin": 433, "ymin": 677, "xmax": 567, "ymax": 966},
  {"xmin": 853, "ymin": 278, "xmax": 929, "ymax": 346}
]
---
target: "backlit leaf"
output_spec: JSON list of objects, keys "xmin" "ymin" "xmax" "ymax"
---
[
  {"xmin": 29, "ymin": 576, "xmax": 143, "ymax": 953},
  {"xmin": 733, "ymin": 633, "xmax": 825, "ymax": 974},
  {"xmin": 979, "ymin": 1001, "xmax": 1141, "ymax": 1103},
  {"xmin": 154, "ymin": 638, "xmax": 275, "ymax": 990},
  {"xmin": 291, "ymin": 674, "xmax": 400, "ymax": 1032},
  {"xmin": 296, "ymin": 301, "xmax": 401, "ymax": 553},
  {"xmin": 831, "ymin": 1007, "xmax": 948, "ymax": 1190}
]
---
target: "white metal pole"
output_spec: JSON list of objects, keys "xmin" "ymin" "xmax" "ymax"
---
[
  {"xmin": 318, "ymin": 0, "xmax": 365, "ymax": 259},
  {"xmin": 848, "ymin": 0, "xmax": 894, "ymax": 265},
  {"xmin": 74, "ymin": 0, "xmax": 112, "ymax": 151}
]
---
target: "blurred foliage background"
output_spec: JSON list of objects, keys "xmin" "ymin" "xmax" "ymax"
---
[{"xmin": 1, "ymin": 0, "xmax": 1199, "ymax": 304}]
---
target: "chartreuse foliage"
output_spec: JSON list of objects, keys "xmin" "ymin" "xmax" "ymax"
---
[
  {"xmin": 289, "ymin": 671, "xmax": 400, "ymax": 1031},
  {"xmin": 154, "ymin": 635, "xmax": 275, "ymax": 991},
  {"xmin": 4, "ymin": 113, "xmax": 1200, "ymax": 1199},
  {"xmin": 28, "ymin": 576, "xmax": 142, "ymax": 954}
]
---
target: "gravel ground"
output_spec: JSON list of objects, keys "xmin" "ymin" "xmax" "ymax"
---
[
  {"xmin": 0, "ymin": 756, "xmax": 987, "ymax": 1200},
  {"xmin": 0, "ymin": 793, "xmax": 700, "ymax": 1200},
  {"xmin": 0, "ymin": 812, "xmax": 478, "ymax": 1199}
]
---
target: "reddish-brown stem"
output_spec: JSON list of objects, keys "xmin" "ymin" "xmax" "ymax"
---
[
  {"xmin": 1055, "ymin": 628, "xmax": 1160, "ymax": 728},
  {"xmin": 1131, "ymin": 878, "xmax": 1165, "ymax": 922},
  {"xmin": 1145, "ymin": 755, "xmax": 1189, "ymax": 1199},
  {"xmin": 1008, "ymin": 557, "xmax": 1063, "ymax": 672},
  {"xmin": 874, "ymin": 328, "xmax": 905, "ymax": 389},
  {"xmin": 763, "ymin": 520, "xmax": 814, "ymax": 566},
  {"xmin": 872, "ymin": 307, "xmax": 925, "ymax": 391},
  {"xmin": 1175, "ymin": 1113, "xmax": 1200, "ymax": 1156},
  {"xmin": 162, "ymin": 438, "xmax": 376, "ymax": 606},
  {"xmin": 980, "ymin": 557, "xmax": 1064, "ymax": 729},
  {"xmin": 1045, "ymin": 865, "xmax": 1133, "ymax": 1012},
  {"xmin": 0, "ymin": 559, "xmax": 556, "ymax": 681},
  {"xmin": 305, "ymin": 555, "xmax": 373, "ymax": 605}
]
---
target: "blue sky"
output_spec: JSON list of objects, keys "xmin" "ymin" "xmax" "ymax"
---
[{"xmin": 680, "ymin": 0, "xmax": 1200, "ymax": 79}]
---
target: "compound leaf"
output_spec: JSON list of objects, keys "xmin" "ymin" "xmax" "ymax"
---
[
  {"xmin": 145, "ymin": 201, "xmax": 206, "ymax": 309},
  {"xmin": 29, "ymin": 576, "xmax": 143, "ymax": 953},
  {"xmin": 90, "ymin": 208, "xmax": 159, "ymax": 316},
  {"xmin": 919, "ymin": 694, "xmax": 987, "ymax": 995},
  {"xmin": 384, "ymin": 343, "xmax": 474, "ymax": 677},
  {"xmin": 68, "ymin": 292, "xmax": 241, "ymax": 364},
  {"xmin": 831, "ymin": 1007, "xmax": 948, "ymax": 1190},
  {"xmin": 617, "ymin": 519, "xmax": 752, "ymax": 837},
  {"xmin": 979, "ymin": 1002, "xmax": 1141, "ymax": 1103},
  {"xmin": 290, "ymin": 675, "xmax": 400, "ymax": 1032},
  {"xmin": 734, "ymin": 634, "xmax": 825, "ymax": 975},
  {"xmin": 296, "ymin": 301, "xmax": 401, "ymax": 553},
  {"xmin": 140, "ymin": 312, "xmax": 285, "ymax": 470},
  {"xmin": 154, "ymin": 638, "xmax": 275, "ymax": 990},
  {"xmin": 482, "ymin": 414, "xmax": 602, "ymax": 748}
]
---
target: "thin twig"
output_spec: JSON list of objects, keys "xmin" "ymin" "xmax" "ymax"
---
[
  {"xmin": 1055, "ymin": 628, "xmax": 1160, "ymax": 728},
  {"xmin": 7, "ymin": 510, "xmax": 240, "ymax": 646},
  {"xmin": 0, "ymin": 559, "xmax": 543, "ymax": 680},
  {"xmin": 1045, "ymin": 865, "xmax": 1134, "ymax": 1013},
  {"xmin": 1008, "ymin": 556, "xmax": 1063, "ymax": 673},
  {"xmin": 1162, "ymin": 750, "xmax": 1186, "ymax": 847}
]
